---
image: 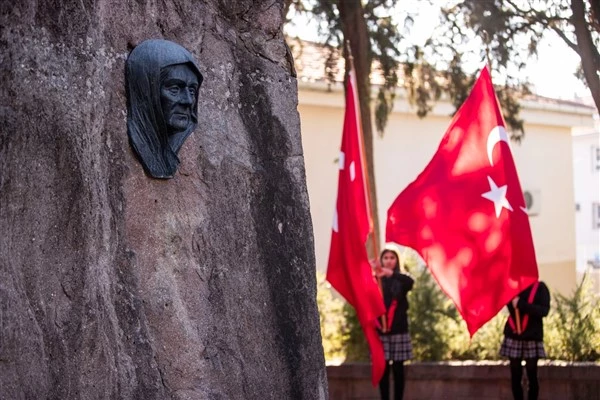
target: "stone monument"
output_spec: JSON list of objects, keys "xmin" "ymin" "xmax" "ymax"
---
[{"xmin": 0, "ymin": 1, "xmax": 327, "ymax": 399}]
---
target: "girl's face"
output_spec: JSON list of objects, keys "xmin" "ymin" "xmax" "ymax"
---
[{"xmin": 381, "ymin": 251, "xmax": 398, "ymax": 270}]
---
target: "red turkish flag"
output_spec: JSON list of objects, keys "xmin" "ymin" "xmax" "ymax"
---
[
  {"xmin": 326, "ymin": 69, "xmax": 386, "ymax": 386},
  {"xmin": 386, "ymin": 65, "xmax": 538, "ymax": 336}
]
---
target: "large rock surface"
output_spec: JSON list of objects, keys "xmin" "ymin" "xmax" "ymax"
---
[{"xmin": 0, "ymin": 1, "xmax": 327, "ymax": 399}]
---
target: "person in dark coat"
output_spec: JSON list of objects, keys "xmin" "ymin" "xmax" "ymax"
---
[
  {"xmin": 499, "ymin": 281, "xmax": 550, "ymax": 400},
  {"xmin": 374, "ymin": 244, "xmax": 414, "ymax": 400}
]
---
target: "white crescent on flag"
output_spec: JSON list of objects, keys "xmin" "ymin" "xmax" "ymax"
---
[{"xmin": 486, "ymin": 126, "xmax": 510, "ymax": 166}]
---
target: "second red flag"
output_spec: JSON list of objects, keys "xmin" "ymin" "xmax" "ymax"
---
[{"xmin": 386, "ymin": 65, "xmax": 538, "ymax": 336}]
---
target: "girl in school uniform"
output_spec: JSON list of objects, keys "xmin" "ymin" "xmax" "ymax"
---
[
  {"xmin": 375, "ymin": 245, "xmax": 414, "ymax": 400},
  {"xmin": 500, "ymin": 281, "xmax": 550, "ymax": 400}
]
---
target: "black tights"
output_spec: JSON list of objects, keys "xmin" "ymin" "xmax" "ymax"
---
[
  {"xmin": 379, "ymin": 361, "xmax": 404, "ymax": 400},
  {"xmin": 509, "ymin": 358, "xmax": 539, "ymax": 400}
]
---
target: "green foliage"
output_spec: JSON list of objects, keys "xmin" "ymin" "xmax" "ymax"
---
[
  {"xmin": 437, "ymin": 0, "xmax": 600, "ymax": 134},
  {"xmin": 448, "ymin": 313, "xmax": 505, "ymax": 361},
  {"xmin": 340, "ymin": 303, "xmax": 370, "ymax": 362},
  {"xmin": 402, "ymin": 46, "xmax": 443, "ymax": 120},
  {"xmin": 285, "ymin": 0, "xmax": 404, "ymax": 135},
  {"xmin": 407, "ymin": 265, "xmax": 457, "ymax": 361},
  {"xmin": 285, "ymin": 0, "xmax": 530, "ymax": 139},
  {"xmin": 365, "ymin": 2, "xmax": 403, "ymax": 135},
  {"xmin": 407, "ymin": 261, "xmax": 506, "ymax": 361},
  {"xmin": 317, "ymin": 267, "xmax": 600, "ymax": 363},
  {"xmin": 544, "ymin": 274, "xmax": 600, "ymax": 361},
  {"xmin": 316, "ymin": 271, "xmax": 347, "ymax": 362},
  {"xmin": 444, "ymin": 53, "xmax": 475, "ymax": 113},
  {"xmin": 287, "ymin": 0, "xmax": 600, "ymax": 142}
]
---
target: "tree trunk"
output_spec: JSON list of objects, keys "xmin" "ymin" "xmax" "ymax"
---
[
  {"xmin": 590, "ymin": 0, "xmax": 600, "ymax": 30},
  {"xmin": 571, "ymin": 0, "xmax": 600, "ymax": 112},
  {"xmin": 338, "ymin": 0, "xmax": 381, "ymax": 256},
  {"xmin": 0, "ymin": 1, "xmax": 327, "ymax": 399}
]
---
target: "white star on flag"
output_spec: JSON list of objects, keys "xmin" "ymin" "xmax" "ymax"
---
[{"xmin": 481, "ymin": 176, "xmax": 513, "ymax": 218}]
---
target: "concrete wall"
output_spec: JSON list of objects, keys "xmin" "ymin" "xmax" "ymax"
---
[
  {"xmin": 299, "ymin": 84, "xmax": 596, "ymax": 295},
  {"xmin": 327, "ymin": 362, "xmax": 600, "ymax": 400},
  {"xmin": 572, "ymin": 131, "xmax": 600, "ymax": 275}
]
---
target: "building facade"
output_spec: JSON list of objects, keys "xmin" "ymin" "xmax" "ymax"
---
[
  {"xmin": 298, "ymin": 81, "xmax": 596, "ymax": 296},
  {"xmin": 573, "ymin": 106, "xmax": 600, "ymax": 293}
]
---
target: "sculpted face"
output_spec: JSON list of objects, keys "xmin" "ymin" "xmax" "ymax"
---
[
  {"xmin": 126, "ymin": 39, "xmax": 204, "ymax": 178},
  {"xmin": 160, "ymin": 64, "xmax": 199, "ymax": 135}
]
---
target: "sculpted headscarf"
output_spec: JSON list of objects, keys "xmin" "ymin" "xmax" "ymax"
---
[{"xmin": 126, "ymin": 39, "xmax": 203, "ymax": 178}]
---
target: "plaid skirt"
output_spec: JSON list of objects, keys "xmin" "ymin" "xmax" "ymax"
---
[
  {"xmin": 500, "ymin": 337, "xmax": 546, "ymax": 359},
  {"xmin": 380, "ymin": 333, "xmax": 413, "ymax": 361}
]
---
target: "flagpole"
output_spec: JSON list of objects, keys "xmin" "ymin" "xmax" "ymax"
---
[
  {"xmin": 345, "ymin": 40, "xmax": 387, "ymax": 332},
  {"xmin": 482, "ymin": 32, "xmax": 494, "ymax": 77}
]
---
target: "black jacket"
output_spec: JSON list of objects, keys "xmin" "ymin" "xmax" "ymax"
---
[
  {"xmin": 503, "ymin": 281, "xmax": 550, "ymax": 341},
  {"xmin": 381, "ymin": 270, "xmax": 414, "ymax": 334}
]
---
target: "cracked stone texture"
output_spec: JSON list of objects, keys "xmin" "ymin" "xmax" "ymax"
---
[{"xmin": 0, "ymin": 1, "xmax": 327, "ymax": 399}]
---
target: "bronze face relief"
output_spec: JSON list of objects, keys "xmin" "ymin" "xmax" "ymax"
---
[{"xmin": 126, "ymin": 39, "xmax": 204, "ymax": 179}]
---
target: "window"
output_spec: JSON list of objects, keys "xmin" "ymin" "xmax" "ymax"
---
[
  {"xmin": 590, "ymin": 253, "xmax": 600, "ymax": 269},
  {"xmin": 594, "ymin": 202, "xmax": 600, "ymax": 229},
  {"xmin": 593, "ymin": 145, "xmax": 600, "ymax": 171}
]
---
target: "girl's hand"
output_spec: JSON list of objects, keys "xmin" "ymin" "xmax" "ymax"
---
[{"xmin": 371, "ymin": 259, "xmax": 383, "ymax": 277}]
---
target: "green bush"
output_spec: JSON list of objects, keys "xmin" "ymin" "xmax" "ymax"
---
[
  {"xmin": 407, "ymin": 265, "xmax": 458, "ymax": 361},
  {"xmin": 447, "ymin": 313, "xmax": 504, "ymax": 361},
  {"xmin": 340, "ymin": 303, "xmax": 370, "ymax": 362},
  {"xmin": 316, "ymin": 271, "xmax": 347, "ymax": 363},
  {"xmin": 317, "ymin": 266, "xmax": 600, "ymax": 363},
  {"xmin": 544, "ymin": 273, "xmax": 600, "ymax": 361}
]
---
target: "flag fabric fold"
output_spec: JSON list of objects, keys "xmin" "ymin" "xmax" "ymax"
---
[
  {"xmin": 386, "ymin": 65, "xmax": 539, "ymax": 336},
  {"xmin": 326, "ymin": 68, "xmax": 386, "ymax": 386}
]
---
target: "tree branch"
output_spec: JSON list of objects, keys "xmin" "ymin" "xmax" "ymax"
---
[
  {"xmin": 551, "ymin": 26, "xmax": 580, "ymax": 53},
  {"xmin": 571, "ymin": 0, "xmax": 600, "ymax": 111}
]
